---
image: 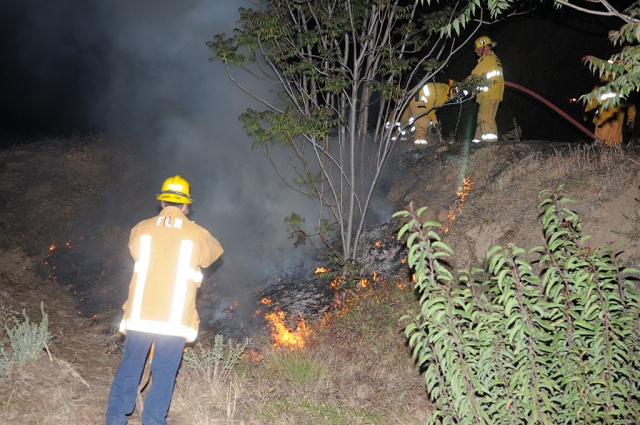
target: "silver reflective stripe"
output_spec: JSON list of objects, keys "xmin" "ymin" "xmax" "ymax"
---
[
  {"xmin": 169, "ymin": 240, "xmax": 194, "ymax": 325},
  {"xmin": 420, "ymin": 83, "xmax": 431, "ymax": 103},
  {"xmin": 599, "ymin": 92, "xmax": 617, "ymax": 101},
  {"xmin": 131, "ymin": 235, "xmax": 152, "ymax": 321},
  {"xmin": 122, "ymin": 319, "xmax": 198, "ymax": 342},
  {"xmin": 486, "ymin": 70, "xmax": 501, "ymax": 79},
  {"xmin": 482, "ymin": 133, "xmax": 498, "ymax": 141}
]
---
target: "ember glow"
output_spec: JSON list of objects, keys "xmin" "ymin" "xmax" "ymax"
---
[
  {"xmin": 442, "ymin": 177, "xmax": 472, "ymax": 233},
  {"xmin": 375, "ymin": 241, "xmax": 382, "ymax": 249},
  {"xmin": 229, "ymin": 300, "xmax": 239, "ymax": 315},
  {"xmin": 241, "ymin": 349, "xmax": 262, "ymax": 362},
  {"xmin": 264, "ymin": 310, "xmax": 311, "ymax": 350},
  {"xmin": 330, "ymin": 276, "xmax": 343, "ymax": 290},
  {"xmin": 260, "ymin": 297, "xmax": 272, "ymax": 307}
]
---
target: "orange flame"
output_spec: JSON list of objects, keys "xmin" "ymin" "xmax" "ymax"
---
[
  {"xmin": 443, "ymin": 177, "xmax": 472, "ymax": 233},
  {"xmin": 315, "ymin": 267, "xmax": 329, "ymax": 274},
  {"xmin": 260, "ymin": 297, "xmax": 272, "ymax": 306},
  {"xmin": 229, "ymin": 300, "xmax": 239, "ymax": 315},
  {"xmin": 242, "ymin": 349, "xmax": 262, "ymax": 362},
  {"xmin": 264, "ymin": 310, "xmax": 311, "ymax": 350},
  {"xmin": 375, "ymin": 241, "xmax": 382, "ymax": 249},
  {"xmin": 330, "ymin": 276, "xmax": 343, "ymax": 290}
]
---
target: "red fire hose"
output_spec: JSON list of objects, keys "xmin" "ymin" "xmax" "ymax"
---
[{"xmin": 504, "ymin": 81, "xmax": 599, "ymax": 141}]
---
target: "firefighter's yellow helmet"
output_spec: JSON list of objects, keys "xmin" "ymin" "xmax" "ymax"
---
[
  {"xmin": 156, "ymin": 175, "xmax": 193, "ymax": 204},
  {"xmin": 474, "ymin": 36, "xmax": 497, "ymax": 52}
]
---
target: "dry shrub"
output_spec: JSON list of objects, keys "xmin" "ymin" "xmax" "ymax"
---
[
  {"xmin": 467, "ymin": 143, "xmax": 634, "ymax": 199},
  {"xmin": 170, "ymin": 371, "xmax": 243, "ymax": 425}
]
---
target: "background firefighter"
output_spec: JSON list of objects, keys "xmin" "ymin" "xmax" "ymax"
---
[
  {"xmin": 465, "ymin": 35, "xmax": 504, "ymax": 143},
  {"xmin": 584, "ymin": 74, "xmax": 636, "ymax": 146},
  {"xmin": 396, "ymin": 81, "xmax": 452, "ymax": 145},
  {"xmin": 106, "ymin": 175, "xmax": 224, "ymax": 425}
]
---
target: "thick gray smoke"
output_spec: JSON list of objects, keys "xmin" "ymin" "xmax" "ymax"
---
[
  {"xmin": 92, "ymin": 1, "xmax": 322, "ymax": 331},
  {"xmin": 2, "ymin": 1, "xmax": 323, "ymax": 335}
]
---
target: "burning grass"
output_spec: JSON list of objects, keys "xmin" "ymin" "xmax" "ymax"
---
[
  {"xmin": 227, "ymin": 281, "xmax": 430, "ymax": 424},
  {"xmin": 166, "ymin": 281, "xmax": 429, "ymax": 424},
  {"xmin": 264, "ymin": 309, "xmax": 311, "ymax": 350}
]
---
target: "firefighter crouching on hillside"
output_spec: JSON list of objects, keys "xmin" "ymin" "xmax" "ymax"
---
[
  {"xmin": 106, "ymin": 175, "xmax": 224, "ymax": 425},
  {"xmin": 464, "ymin": 35, "xmax": 504, "ymax": 143},
  {"xmin": 396, "ymin": 81, "xmax": 452, "ymax": 145},
  {"xmin": 584, "ymin": 75, "xmax": 636, "ymax": 146}
]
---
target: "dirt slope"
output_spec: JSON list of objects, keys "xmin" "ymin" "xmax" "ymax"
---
[
  {"xmin": 0, "ymin": 135, "xmax": 639, "ymax": 424},
  {"xmin": 390, "ymin": 140, "xmax": 640, "ymax": 271}
]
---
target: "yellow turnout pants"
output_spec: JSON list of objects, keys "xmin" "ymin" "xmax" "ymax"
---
[{"xmin": 474, "ymin": 100, "xmax": 500, "ymax": 142}]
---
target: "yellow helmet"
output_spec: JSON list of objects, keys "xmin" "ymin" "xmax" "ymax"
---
[
  {"xmin": 474, "ymin": 36, "xmax": 497, "ymax": 52},
  {"xmin": 156, "ymin": 175, "xmax": 193, "ymax": 204}
]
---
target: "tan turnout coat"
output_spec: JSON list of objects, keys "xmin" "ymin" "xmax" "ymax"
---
[{"xmin": 119, "ymin": 206, "xmax": 223, "ymax": 342}]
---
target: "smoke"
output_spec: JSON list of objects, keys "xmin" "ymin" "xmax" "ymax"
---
[
  {"xmin": 93, "ymin": 1, "xmax": 323, "ymax": 333},
  {"xmin": 1, "ymin": 0, "xmax": 322, "ymax": 336}
]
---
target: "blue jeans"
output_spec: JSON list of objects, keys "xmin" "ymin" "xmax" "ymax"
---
[{"xmin": 106, "ymin": 331, "xmax": 185, "ymax": 425}]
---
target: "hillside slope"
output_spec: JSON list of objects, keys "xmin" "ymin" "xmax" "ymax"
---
[{"xmin": 0, "ymin": 135, "xmax": 639, "ymax": 423}]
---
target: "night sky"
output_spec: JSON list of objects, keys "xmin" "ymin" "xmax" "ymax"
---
[{"xmin": 0, "ymin": 1, "xmax": 625, "ymax": 142}]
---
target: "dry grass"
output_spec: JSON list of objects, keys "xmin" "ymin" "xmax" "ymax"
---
[{"xmin": 165, "ymin": 281, "xmax": 430, "ymax": 425}]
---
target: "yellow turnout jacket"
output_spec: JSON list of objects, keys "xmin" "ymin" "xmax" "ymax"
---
[
  {"xmin": 399, "ymin": 82, "xmax": 451, "ymax": 141},
  {"xmin": 119, "ymin": 206, "xmax": 223, "ymax": 342},
  {"xmin": 471, "ymin": 51, "xmax": 504, "ymax": 103}
]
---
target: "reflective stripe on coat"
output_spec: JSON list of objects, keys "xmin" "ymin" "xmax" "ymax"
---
[
  {"xmin": 471, "ymin": 51, "xmax": 504, "ymax": 103},
  {"xmin": 119, "ymin": 206, "xmax": 223, "ymax": 342}
]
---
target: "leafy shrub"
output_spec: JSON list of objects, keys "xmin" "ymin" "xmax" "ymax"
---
[
  {"xmin": 3, "ymin": 302, "xmax": 51, "ymax": 366},
  {"xmin": 182, "ymin": 334, "xmax": 248, "ymax": 386},
  {"xmin": 395, "ymin": 186, "xmax": 640, "ymax": 424}
]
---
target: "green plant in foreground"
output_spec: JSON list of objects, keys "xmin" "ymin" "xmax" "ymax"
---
[
  {"xmin": 3, "ymin": 302, "xmax": 51, "ymax": 367},
  {"xmin": 395, "ymin": 186, "xmax": 640, "ymax": 424},
  {"xmin": 182, "ymin": 334, "xmax": 248, "ymax": 386}
]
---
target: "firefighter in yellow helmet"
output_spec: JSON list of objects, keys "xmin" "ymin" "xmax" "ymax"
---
[
  {"xmin": 584, "ymin": 74, "xmax": 636, "ymax": 147},
  {"xmin": 396, "ymin": 81, "xmax": 452, "ymax": 145},
  {"xmin": 106, "ymin": 175, "xmax": 224, "ymax": 425},
  {"xmin": 467, "ymin": 35, "xmax": 504, "ymax": 143}
]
